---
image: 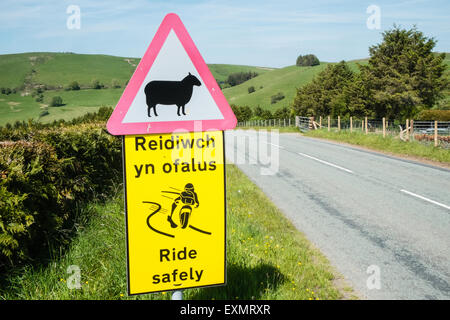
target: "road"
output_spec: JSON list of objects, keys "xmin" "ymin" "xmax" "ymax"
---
[{"xmin": 225, "ymin": 130, "xmax": 450, "ymax": 300}]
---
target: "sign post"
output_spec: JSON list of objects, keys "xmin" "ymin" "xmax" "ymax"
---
[{"xmin": 107, "ymin": 13, "xmax": 236, "ymax": 296}]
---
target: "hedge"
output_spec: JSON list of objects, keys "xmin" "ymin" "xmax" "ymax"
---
[
  {"xmin": 0, "ymin": 118, "xmax": 121, "ymax": 268},
  {"xmin": 416, "ymin": 110, "xmax": 450, "ymax": 121}
]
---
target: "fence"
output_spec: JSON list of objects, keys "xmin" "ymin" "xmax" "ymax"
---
[
  {"xmin": 303, "ymin": 116, "xmax": 450, "ymax": 148},
  {"xmin": 237, "ymin": 118, "xmax": 297, "ymax": 128},
  {"xmin": 235, "ymin": 115, "xmax": 450, "ymax": 148}
]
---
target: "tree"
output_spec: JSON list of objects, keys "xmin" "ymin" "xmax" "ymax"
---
[
  {"xmin": 270, "ymin": 92, "xmax": 285, "ymax": 104},
  {"xmin": 226, "ymin": 71, "xmax": 258, "ymax": 87},
  {"xmin": 261, "ymin": 109, "xmax": 273, "ymax": 120},
  {"xmin": 50, "ymin": 96, "xmax": 63, "ymax": 107},
  {"xmin": 230, "ymin": 104, "xmax": 253, "ymax": 122},
  {"xmin": 359, "ymin": 25, "xmax": 448, "ymax": 119},
  {"xmin": 296, "ymin": 54, "xmax": 320, "ymax": 67},
  {"xmin": 68, "ymin": 81, "xmax": 80, "ymax": 90},
  {"xmin": 254, "ymin": 106, "xmax": 264, "ymax": 118},
  {"xmin": 240, "ymin": 106, "xmax": 253, "ymax": 121},
  {"xmin": 273, "ymin": 106, "xmax": 291, "ymax": 119},
  {"xmin": 292, "ymin": 61, "xmax": 355, "ymax": 117},
  {"xmin": 92, "ymin": 79, "xmax": 104, "ymax": 89}
]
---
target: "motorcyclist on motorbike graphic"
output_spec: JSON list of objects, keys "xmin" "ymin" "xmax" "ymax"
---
[{"xmin": 167, "ymin": 183, "xmax": 199, "ymax": 228}]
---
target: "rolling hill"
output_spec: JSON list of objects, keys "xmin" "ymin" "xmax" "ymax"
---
[
  {"xmin": 0, "ymin": 52, "xmax": 448, "ymax": 126},
  {"xmin": 0, "ymin": 52, "xmax": 276, "ymax": 125}
]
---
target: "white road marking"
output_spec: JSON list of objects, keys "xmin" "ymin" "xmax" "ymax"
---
[
  {"xmin": 297, "ymin": 152, "xmax": 354, "ymax": 174},
  {"xmin": 266, "ymin": 142, "xmax": 284, "ymax": 149},
  {"xmin": 400, "ymin": 189, "xmax": 450, "ymax": 210}
]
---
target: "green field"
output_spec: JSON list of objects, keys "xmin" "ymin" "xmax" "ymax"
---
[
  {"xmin": 223, "ymin": 64, "xmax": 329, "ymax": 109},
  {"xmin": 0, "ymin": 52, "xmax": 283, "ymax": 126}
]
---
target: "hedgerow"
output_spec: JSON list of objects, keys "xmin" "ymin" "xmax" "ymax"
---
[{"xmin": 0, "ymin": 107, "xmax": 122, "ymax": 268}]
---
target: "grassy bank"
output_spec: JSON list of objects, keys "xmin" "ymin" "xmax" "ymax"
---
[
  {"xmin": 305, "ymin": 129, "xmax": 450, "ymax": 164},
  {"xmin": 0, "ymin": 165, "xmax": 346, "ymax": 300}
]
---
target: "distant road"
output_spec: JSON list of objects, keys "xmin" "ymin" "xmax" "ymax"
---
[{"xmin": 225, "ymin": 130, "xmax": 450, "ymax": 299}]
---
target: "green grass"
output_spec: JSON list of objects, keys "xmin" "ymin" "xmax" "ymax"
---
[
  {"xmin": 0, "ymin": 165, "xmax": 345, "ymax": 300},
  {"xmin": 39, "ymin": 88, "xmax": 125, "ymax": 123},
  {"xmin": 33, "ymin": 53, "xmax": 137, "ymax": 88},
  {"xmin": 305, "ymin": 129, "xmax": 450, "ymax": 164},
  {"xmin": 0, "ymin": 88, "xmax": 125, "ymax": 126},
  {"xmin": 223, "ymin": 64, "xmax": 328, "ymax": 110},
  {"xmin": 0, "ymin": 52, "xmax": 275, "ymax": 90},
  {"xmin": 0, "ymin": 94, "xmax": 43, "ymax": 125},
  {"xmin": 222, "ymin": 60, "xmax": 371, "ymax": 111},
  {"xmin": 0, "ymin": 52, "xmax": 43, "ymax": 89},
  {"xmin": 207, "ymin": 64, "xmax": 274, "ymax": 83},
  {"xmin": 0, "ymin": 52, "xmax": 282, "ymax": 125}
]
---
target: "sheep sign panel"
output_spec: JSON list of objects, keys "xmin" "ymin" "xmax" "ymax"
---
[
  {"xmin": 106, "ymin": 13, "xmax": 236, "ymax": 296},
  {"xmin": 106, "ymin": 13, "xmax": 237, "ymax": 135}
]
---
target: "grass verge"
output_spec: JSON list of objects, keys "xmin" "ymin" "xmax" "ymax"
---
[
  {"xmin": 0, "ymin": 165, "xmax": 345, "ymax": 300},
  {"xmin": 305, "ymin": 129, "xmax": 450, "ymax": 164}
]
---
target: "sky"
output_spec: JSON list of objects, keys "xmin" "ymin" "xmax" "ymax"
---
[{"xmin": 1, "ymin": 0, "xmax": 449, "ymax": 68}]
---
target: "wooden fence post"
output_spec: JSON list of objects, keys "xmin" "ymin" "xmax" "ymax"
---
[
  {"xmin": 309, "ymin": 117, "xmax": 314, "ymax": 130},
  {"xmin": 382, "ymin": 117, "xmax": 386, "ymax": 138},
  {"xmin": 410, "ymin": 119, "xmax": 414, "ymax": 141},
  {"xmin": 365, "ymin": 116, "xmax": 368, "ymax": 134},
  {"xmin": 319, "ymin": 116, "xmax": 322, "ymax": 128},
  {"xmin": 406, "ymin": 119, "xmax": 409, "ymax": 141},
  {"xmin": 434, "ymin": 120, "xmax": 438, "ymax": 147},
  {"xmin": 338, "ymin": 116, "xmax": 341, "ymax": 131},
  {"xmin": 350, "ymin": 117, "xmax": 353, "ymax": 133},
  {"xmin": 328, "ymin": 116, "xmax": 331, "ymax": 132}
]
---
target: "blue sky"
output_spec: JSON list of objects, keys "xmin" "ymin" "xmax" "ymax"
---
[{"xmin": 1, "ymin": 0, "xmax": 449, "ymax": 67}]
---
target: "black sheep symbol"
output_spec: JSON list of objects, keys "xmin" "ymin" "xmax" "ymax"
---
[{"xmin": 144, "ymin": 72, "xmax": 201, "ymax": 117}]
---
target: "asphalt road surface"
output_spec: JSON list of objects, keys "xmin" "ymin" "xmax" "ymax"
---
[{"xmin": 225, "ymin": 130, "xmax": 450, "ymax": 300}]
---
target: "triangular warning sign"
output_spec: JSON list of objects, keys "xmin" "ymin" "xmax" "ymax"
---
[{"xmin": 107, "ymin": 13, "xmax": 237, "ymax": 135}]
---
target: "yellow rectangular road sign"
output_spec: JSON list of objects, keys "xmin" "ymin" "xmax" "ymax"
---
[{"xmin": 123, "ymin": 131, "xmax": 226, "ymax": 295}]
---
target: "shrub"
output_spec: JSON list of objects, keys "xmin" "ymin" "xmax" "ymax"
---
[
  {"xmin": 0, "ymin": 121, "xmax": 122, "ymax": 268},
  {"xmin": 111, "ymin": 79, "xmax": 121, "ymax": 89},
  {"xmin": 248, "ymin": 86, "xmax": 255, "ymax": 94},
  {"xmin": 39, "ymin": 110, "xmax": 49, "ymax": 118},
  {"xmin": 35, "ymin": 94, "xmax": 44, "ymax": 103},
  {"xmin": 271, "ymin": 92, "xmax": 285, "ymax": 104},
  {"xmin": 50, "ymin": 96, "xmax": 63, "ymax": 107},
  {"xmin": 67, "ymin": 81, "xmax": 80, "ymax": 91},
  {"xmin": 416, "ymin": 110, "xmax": 450, "ymax": 121},
  {"xmin": 226, "ymin": 72, "xmax": 258, "ymax": 87},
  {"xmin": 296, "ymin": 54, "xmax": 320, "ymax": 67},
  {"xmin": 92, "ymin": 79, "xmax": 104, "ymax": 89}
]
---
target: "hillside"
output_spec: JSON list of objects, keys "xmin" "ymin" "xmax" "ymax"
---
[
  {"xmin": 0, "ymin": 52, "xmax": 448, "ymax": 126},
  {"xmin": 0, "ymin": 52, "xmax": 272, "ymax": 91},
  {"xmin": 222, "ymin": 59, "xmax": 371, "ymax": 110},
  {"xmin": 0, "ymin": 52, "xmax": 275, "ymax": 126}
]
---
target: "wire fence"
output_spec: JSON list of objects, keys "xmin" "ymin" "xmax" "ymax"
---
[
  {"xmin": 236, "ymin": 115, "xmax": 450, "ymax": 148},
  {"xmin": 237, "ymin": 118, "xmax": 297, "ymax": 128}
]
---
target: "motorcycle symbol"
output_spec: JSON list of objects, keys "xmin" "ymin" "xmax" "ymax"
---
[{"xmin": 143, "ymin": 183, "xmax": 211, "ymax": 238}]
